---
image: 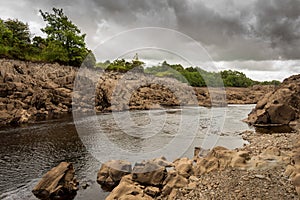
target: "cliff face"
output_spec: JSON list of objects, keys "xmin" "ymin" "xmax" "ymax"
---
[
  {"xmin": 246, "ymin": 74, "xmax": 300, "ymax": 128},
  {"xmin": 0, "ymin": 59, "xmax": 274, "ymax": 125}
]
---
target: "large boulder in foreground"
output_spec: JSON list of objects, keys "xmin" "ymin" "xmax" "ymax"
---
[
  {"xmin": 32, "ymin": 162, "xmax": 78, "ymax": 200},
  {"xmin": 245, "ymin": 74, "xmax": 300, "ymax": 128}
]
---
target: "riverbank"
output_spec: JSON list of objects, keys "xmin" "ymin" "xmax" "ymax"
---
[
  {"xmin": 169, "ymin": 130, "xmax": 299, "ymax": 199},
  {"xmin": 96, "ymin": 130, "xmax": 299, "ymax": 200},
  {"xmin": 0, "ymin": 58, "xmax": 274, "ymax": 125}
]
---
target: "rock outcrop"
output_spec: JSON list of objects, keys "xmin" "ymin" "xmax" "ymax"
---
[
  {"xmin": 0, "ymin": 58, "xmax": 274, "ymax": 125},
  {"xmin": 0, "ymin": 59, "xmax": 75, "ymax": 125},
  {"xmin": 245, "ymin": 74, "xmax": 300, "ymax": 128}
]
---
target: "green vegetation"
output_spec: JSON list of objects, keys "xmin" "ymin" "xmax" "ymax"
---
[
  {"xmin": 144, "ymin": 61, "xmax": 280, "ymax": 87},
  {"xmin": 95, "ymin": 59, "xmax": 280, "ymax": 87},
  {"xmin": 96, "ymin": 59, "xmax": 145, "ymax": 73},
  {"xmin": 0, "ymin": 8, "xmax": 95, "ymax": 67}
]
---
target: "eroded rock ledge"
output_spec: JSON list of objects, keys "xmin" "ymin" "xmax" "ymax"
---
[{"xmin": 0, "ymin": 59, "xmax": 273, "ymax": 125}]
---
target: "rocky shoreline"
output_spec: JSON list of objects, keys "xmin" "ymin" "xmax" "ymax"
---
[
  {"xmin": 33, "ymin": 129, "xmax": 300, "ymax": 200},
  {"xmin": 0, "ymin": 58, "xmax": 274, "ymax": 125},
  {"xmin": 171, "ymin": 131, "xmax": 300, "ymax": 199},
  {"xmin": 94, "ymin": 129, "xmax": 300, "ymax": 200},
  {"xmin": 10, "ymin": 58, "xmax": 297, "ymax": 199}
]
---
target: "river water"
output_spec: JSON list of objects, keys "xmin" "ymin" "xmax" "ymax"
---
[{"xmin": 0, "ymin": 105, "xmax": 254, "ymax": 200}]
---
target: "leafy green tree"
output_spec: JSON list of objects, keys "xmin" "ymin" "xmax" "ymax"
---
[
  {"xmin": 4, "ymin": 19, "xmax": 31, "ymax": 45},
  {"xmin": 40, "ymin": 8, "xmax": 92, "ymax": 67},
  {"xmin": 221, "ymin": 70, "xmax": 253, "ymax": 87},
  {"xmin": 0, "ymin": 19, "xmax": 31, "ymax": 59}
]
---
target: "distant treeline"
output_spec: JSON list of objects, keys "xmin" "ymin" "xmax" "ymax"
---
[
  {"xmin": 97, "ymin": 59, "xmax": 281, "ymax": 87},
  {"xmin": 0, "ymin": 8, "xmax": 95, "ymax": 67}
]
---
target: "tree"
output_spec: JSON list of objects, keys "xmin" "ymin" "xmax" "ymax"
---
[
  {"xmin": 40, "ymin": 8, "xmax": 92, "ymax": 67},
  {"xmin": 0, "ymin": 19, "xmax": 32, "ymax": 59},
  {"xmin": 0, "ymin": 19, "xmax": 13, "ymax": 57},
  {"xmin": 4, "ymin": 19, "xmax": 31, "ymax": 45},
  {"xmin": 0, "ymin": 19, "xmax": 13, "ymax": 46}
]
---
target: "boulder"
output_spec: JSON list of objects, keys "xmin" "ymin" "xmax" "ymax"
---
[
  {"xmin": 173, "ymin": 157, "xmax": 193, "ymax": 178},
  {"xmin": 193, "ymin": 146, "xmax": 250, "ymax": 175},
  {"xmin": 132, "ymin": 160, "xmax": 167, "ymax": 186},
  {"xmin": 97, "ymin": 160, "xmax": 132, "ymax": 191},
  {"xmin": 32, "ymin": 162, "xmax": 78, "ymax": 200},
  {"xmin": 246, "ymin": 74, "xmax": 300, "ymax": 127},
  {"xmin": 106, "ymin": 174, "xmax": 153, "ymax": 200}
]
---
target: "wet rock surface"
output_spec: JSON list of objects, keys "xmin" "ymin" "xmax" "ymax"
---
[{"xmin": 246, "ymin": 74, "xmax": 300, "ymax": 128}]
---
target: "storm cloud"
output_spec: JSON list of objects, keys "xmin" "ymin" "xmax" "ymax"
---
[{"xmin": 0, "ymin": 0, "xmax": 300, "ymax": 80}]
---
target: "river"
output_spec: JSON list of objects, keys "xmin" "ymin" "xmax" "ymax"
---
[{"xmin": 0, "ymin": 104, "xmax": 254, "ymax": 200}]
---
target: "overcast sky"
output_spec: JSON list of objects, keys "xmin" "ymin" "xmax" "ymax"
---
[{"xmin": 0, "ymin": 0, "xmax": 300, "ymax": 81}]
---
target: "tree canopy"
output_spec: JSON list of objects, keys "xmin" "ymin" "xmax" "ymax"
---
[
  {"xmin": 40, "ymin": 8, "xmax": 92, "ymax": 67},
  {"xmin": 0, "ymin": 8, "xmax": 95, "ymax": 67}
]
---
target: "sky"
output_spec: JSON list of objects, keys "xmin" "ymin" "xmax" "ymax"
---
[{"xmin": 0, "ymin": 0, "xmax": 300, "ymax": 81}]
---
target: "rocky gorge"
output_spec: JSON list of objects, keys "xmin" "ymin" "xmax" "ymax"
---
[
  {"xmin": 2, "ymin": 58, "xmax": 300, "ymax": 199},
  {"xmin": 0, "ymin": 58, "xmax": 274, "ymax": 125}
]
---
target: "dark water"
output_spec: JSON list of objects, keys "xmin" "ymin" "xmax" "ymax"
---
[{"xmin": 0, "ymin": 105, "xmax": 254, "ymax": 200}]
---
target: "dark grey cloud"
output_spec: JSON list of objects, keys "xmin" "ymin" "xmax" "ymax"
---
[
  {"xmin": 167, "ymin": 0, "xmax": 247, "ymax": 46},
  {"xmin": 252, "ymin": 0, "xmax": 300, "ymax": 59},
  {"xmin": 0, "ymin": 0, "xmax": 300, "ymax": 62}
]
